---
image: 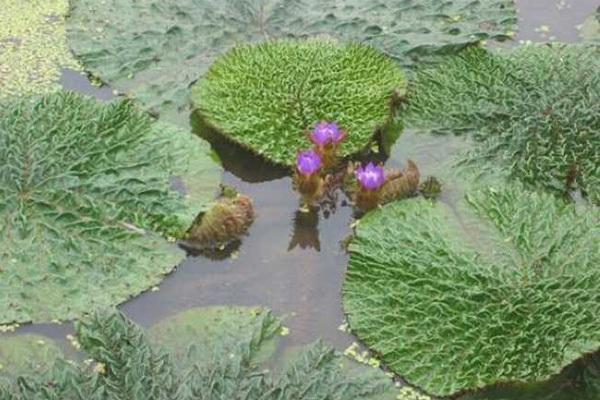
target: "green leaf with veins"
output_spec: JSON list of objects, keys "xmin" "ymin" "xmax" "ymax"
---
[
  {"xmin": 402, "ymin": 45, "xmax": 600, "ymax": 203},
  {"xmin": 0, "ymin": 334, "xmax": 63, "ymax": 377},
  {"xmin": 149, "ymin": 306, "xmax": 281, "ymax": 371},
  {"xmin": 343, "ymin": 182, "xmax": 600, "ymax": 396},
  {"xmin": 66, "ymin": 0, "xmax": 515, "ymax": 123},
  {"xmin": 0, "ymin": 309, "xmax": 403, "ymax": 399},
  {"xmin": 0, "ymin": 92, "xmax": 220, "ymax": 324},
  {"xmin": 192, "ymin": 39, "xmax": 405, "ymax": 165}
]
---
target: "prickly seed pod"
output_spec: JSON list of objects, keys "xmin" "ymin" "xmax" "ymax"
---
[
  {"xmin": 380, "ymin": 159, "xmax": 420, "ymax": 203},
  {"xmin": 419, "ymin": 176, "xmax": 442, "ymax": 200},
  {"xmin": 187, "ymin": 193, "xmax": 254, "ymax": 244}
]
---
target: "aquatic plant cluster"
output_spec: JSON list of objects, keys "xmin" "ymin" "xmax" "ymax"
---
[
  {"xmin": 1, "ymin": 0, "xmax": 599, "ymax": 399},
  {"xmin": 293, "ymin": 122, "xmax": 422, "ymax": 211},
  {"xmin": 0, "ymin": 308, "xmax": 400, "ymax": 400}
]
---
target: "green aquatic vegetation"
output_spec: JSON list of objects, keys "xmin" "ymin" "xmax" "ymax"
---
[
  {"xmin": 149, "ymin": 306, "xmax": 280, "ymax": 371},
  {"xmin": 193, "ymin": 39, "xmax": 405, "ymax": 165},
  {"xmin": 0, "ymin": 92, "xmax": 220, "ymax": 324},
  {"xmin": 0, "ymin": 309, "xmax": 400, "ymax": 400},
  {"xmin": 66, "ymin": 0, "xmax": 515, "ymax": 123},
  {"xmin": 343, "ymin": 183, "xmax": 600, "ymax": 396},
  {"xmin": 0, "ymin": 334, "xmax": 62, "ymax": 377},
  {"xmin": 403, "ymin": 44, "xmax": 600, "ymax": 203},
  {"xmin": 0, "ymin": 0, "xmax": 81, "ymax": 99},
  {"xmin": 459, "ymin": 352, "xmax": 600, "ymax": 400},
  {"xmin": 580, "ymin": 7, "xmax": 600, "ymax": 43}
]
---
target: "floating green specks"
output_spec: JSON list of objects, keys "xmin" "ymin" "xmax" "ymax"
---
[{"xmin": 0, "ymin": 0, "xmax": 80, "ymax": 99}]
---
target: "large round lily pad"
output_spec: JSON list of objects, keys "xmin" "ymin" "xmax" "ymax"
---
[
  {"xmin": 66, "ymin": 0, "xmax": 515, "ymax": 122},
  {"xmin": 343, "ymin": 183, "xmax": 600, "ymax": 396},
  {"xmin": 192, "ymin": 39, "xmax": 405, "ymax": 165},
  {"xmin": 0, "ymin": 334, "xmax": 62, "ymax": 377},
  {"xmin": 0, "ymin": 92, "xmax": 220, "ymax": 324},
  {"xmin": 402, "ymin": 45, "xmax": 600, "ymax": 203},
  {"xmin": 149, "ymin": 306, "xmax": 282, "ymax": 371}
]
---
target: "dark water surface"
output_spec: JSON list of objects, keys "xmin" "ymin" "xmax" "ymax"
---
[{"xmin": 10, "ymin": 2, "xmax": 600, "ymax": 399}]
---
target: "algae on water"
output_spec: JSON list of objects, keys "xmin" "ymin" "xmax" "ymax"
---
[{"xmin": 0, "ymin": 0, "xmax": 80, "ymax": 99}]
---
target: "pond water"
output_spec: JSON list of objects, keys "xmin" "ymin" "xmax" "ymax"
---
[{"xmin": 9, "ymin": 1, "xmax": 600, "ymax": 398}]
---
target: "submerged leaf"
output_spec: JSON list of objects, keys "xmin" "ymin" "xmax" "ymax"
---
[
  {"xmin": 580, "ymin": 7, "xmax": 600, "ymax": 43},
  {"xmin": 344, "ymin": 183, "xmax": 600, "ymax": 396},
  {"xmin": 149, "ymin": 306, "xmax": 281, "ymax": 371},
  {"xmin": 0, "ymin": 334, "xmax": 63, "ymax": 377},
  {"xmin": 0, "ymin": 92, "xmax": 220, "ymax": 323},
  {"xmin": 66, "ymin": 0, "xmax": 515, "ymax": 122}
]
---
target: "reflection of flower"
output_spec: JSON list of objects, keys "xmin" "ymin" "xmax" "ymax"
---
[
  {"xmin": 287, "ymin": 207, "xmax": 321, "ymax": 252},
  {"xmin": 355, "ymin": 162, "xmax": 385, "ymax": 190},
  {"xmin": 296, "ymin": 150, "xmax": 322, "ymax": 175},
  {"xmin": 311, "ymin": 122, "xmax": 345, "ymax": 145}
]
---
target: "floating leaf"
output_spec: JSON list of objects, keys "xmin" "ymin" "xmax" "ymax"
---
[
  {"xmin": 402, "ymin": 45, "xmax": 600, "ymax": 203},
  {"xmin": 193, "ymin": 39, "xmax": 405, "ymax": 165},
  {"xmin": 149, "ymin": 306, "xmax": 281, "ymax": 371},
  {"xmin": 0, "ymin": 92, "xmax": 220, "ymax": 323},
  {"xmin": 0, "ymin": 334, "xmax": 63, "ymax": 377},
  {"xmin": 66, "ymin": 0, "xmax": 515, "ymax": 123},
  {"xmin": 580, "ymin": 7, "xmax": 600, "ymax": 43},
  {"xmin": 0, "ymin": 309, "xmax": 402, "ymax": 399},
  {"xmin": 343, "ymin": 183, "xmax": 600, "ymax": 396}
]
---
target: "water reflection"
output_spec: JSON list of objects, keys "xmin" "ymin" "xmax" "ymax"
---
[
  {"xmin": 191, "ymin": 113, "xmax": 290, "ymax": 183},
  {"xmin": 288, "ymin": 206, "xmax": 321, "ymax": 252},
  {"xmin": 460, "ymin": 352, "xmax": 600, "ymax": 400}
]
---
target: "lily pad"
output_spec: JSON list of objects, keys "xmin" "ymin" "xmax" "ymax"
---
[
  {"xmin": 0, "ymin": 0, "xmax": 81, "ymax": 99},
  {"xmin": 149, "ymin": 306, "xmax": 281, "ymax": 371},
  {"xmin": 192, "ymin": 39, "xmax": 405, "ymax": 165},
  {"xmin": 402, "ymin": 45, "xmax": 600, "ymax": 203},
  {"xmin": 0, "ymin": 334, "xmax": 62, "ymax": 377},
  {"xmin": 581, "ymin": 7, "xmax": 600, "ymax": 43},
  {"xmin": 0, "ymin": 92, "xmax": 220, "ymax": 324},
  {"xmin": 278, "ymin": 344, "xmax": 429, "ymax": 400},
  {"xmin": 1, "ymin": 309, "xmax": 402, "ymax": 399},
  {"xmin": 343, "ymin": 183, "xmax": 600, "ymax": 396},
  {"xmin": 66, "ymin": 0, "xmax": 515, "ymax": 123}
]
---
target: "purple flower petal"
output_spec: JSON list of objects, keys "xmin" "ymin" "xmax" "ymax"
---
[
  {"xmin": 355, "ymin": 162, "xmax": 385, "ymax": 190},
  {"xmin": 296, "ymin": 150, "xmax": 322, "ymax": 175},
  {"xmin": 311, "ymin": 122, "xmax": 343, "ymax": 145}
]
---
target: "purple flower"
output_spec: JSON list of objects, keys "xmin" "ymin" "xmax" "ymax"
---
[
  {"xmin": 355, "ymin": 162, "xmax": 386, "ymax": 190},
  {"xmin": 311, "ymin": 122, "xmax": 345, "ymax": 145},
  {"xmin": 296, "ymin": 150, "xmax": 322, "ymax": 175}
]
